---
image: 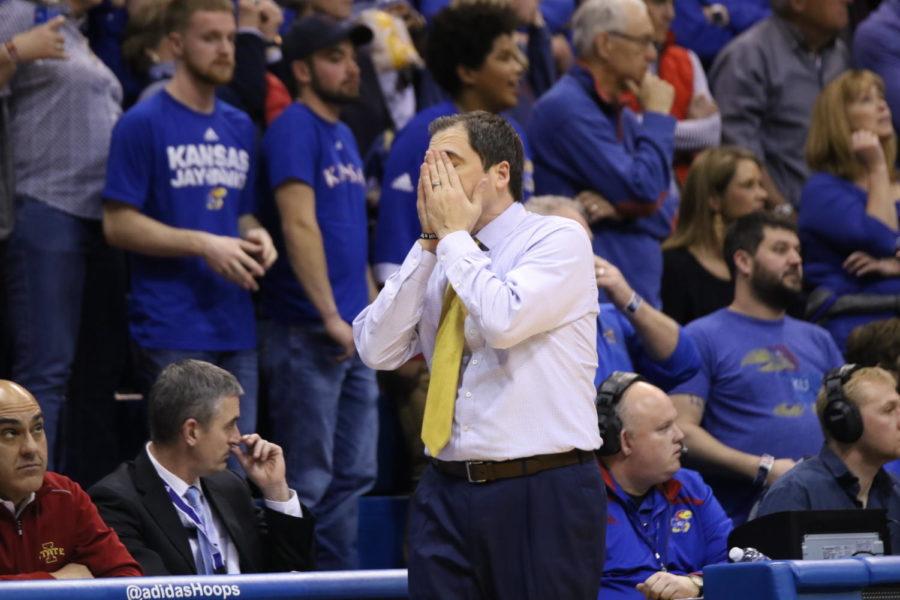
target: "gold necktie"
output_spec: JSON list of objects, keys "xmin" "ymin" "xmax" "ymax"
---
[{"xmin": 421, "ymin": 284, "xmax": 468, "ymax": 457}]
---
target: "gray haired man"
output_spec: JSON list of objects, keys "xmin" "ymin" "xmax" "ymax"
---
[{"xmin": 89, "ymin": 359, "xmax": 315, "ymax": 576}]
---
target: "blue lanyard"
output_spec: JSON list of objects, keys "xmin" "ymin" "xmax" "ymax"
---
[
  {"xmin": 627, "ymin": 495, "xmax": 672, "ymax": 572},
  {"xmin": 164, "ymin": 484, "xmax": 225, "ymax": 572}
]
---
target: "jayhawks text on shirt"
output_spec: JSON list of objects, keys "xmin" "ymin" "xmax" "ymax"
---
[{"xmin": 167, "ymin": 143, "xmax": 250, "ymax": 189}]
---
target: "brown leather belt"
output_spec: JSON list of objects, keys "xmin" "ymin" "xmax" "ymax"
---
[{"xmin": 431, "ymin": 448, "xmax": 595, "ymax": 484}]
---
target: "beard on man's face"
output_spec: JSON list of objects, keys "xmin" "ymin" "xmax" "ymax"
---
[
  {"xmin": 749, "ymin": 263, "xmax": 802, "ymax": 311},
  {"xmin": 309, "ymin": 69, "xmax": 359, "ymax": 106},
  {"xmin": 185, "ymin": 54, "xmax": 234, "ymax": 87}
]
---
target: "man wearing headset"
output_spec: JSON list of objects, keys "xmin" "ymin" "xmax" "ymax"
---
[
  {"xmin": 597, "ymin": 372, "xmax": 732, "ymax": 600},
  {"xmin": 757, "ymin": 365, "xmax": 900, "ymax": 551}
]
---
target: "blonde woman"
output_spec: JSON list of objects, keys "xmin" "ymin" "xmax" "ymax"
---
[
  {"xmin": 661, "ymin": 146, "xmax": 767, "ymax": 324},
  {"xmin": 800, "ymin": 69, "xmax": 900, "ymax": 352}
]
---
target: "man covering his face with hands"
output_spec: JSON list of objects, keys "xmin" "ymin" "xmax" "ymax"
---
[{"xmin": 355, "ymin": 111, "xmax": 606, "ymax": 599}]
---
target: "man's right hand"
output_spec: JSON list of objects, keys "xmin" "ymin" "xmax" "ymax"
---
[
  {"xmin": 201, "ymin": 233, "xmax": 265, "ymax": 291},
  {"xmin": 50, "ymin": 563, "xmax": 93, "ymax": 579},
  {"xmin": 638, "ymin": 73, "xmax": 675, "ymax": 115},
  {"xmin": 12, "ymin": 16, "xmax": 67, "ymax": 63},
  {"xmin": 324, "ymin": 314, "xmax": 355, "ymax": 362},
  {"xmin": 766, "ymin": 458, "xmax": 796, "ymax": 486},
  {"xmin": 637, "ymin": 572, "xmax": 700, "ymax": 600},
  {"xmin": 416, "ymin": 166, "xmax": 438, "ymax": 253}
]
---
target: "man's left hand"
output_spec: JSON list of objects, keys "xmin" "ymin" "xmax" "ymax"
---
[
  {"xmin": 231, "ymin": 434, "xmax": 291, "ymax": 502},
  {"xmin": 636, "ymin": 572, "xmax": 701, "ymax": 600},
  {"xmin": 242, "ymin": 227, "xmax": 278, "ymax": 270},
  {"xmin": 236, "ymin": 0, "xmax": 263, "ymax": 30},
  {"xmin": 420, "ymin": 150, "xmax": 484, "ymax": 239},
  {"xmin": 577, "ymin": 190, "xmax": 619, "ymax": 224}
]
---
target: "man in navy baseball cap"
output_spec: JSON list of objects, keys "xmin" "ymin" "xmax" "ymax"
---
[
  {"xmin": 257, "ymin": 10, "xmax": 377, "ymax": 571},
  {"xmin": 282, "ymin": 14, "xmax": 372, "ymax": 63}
]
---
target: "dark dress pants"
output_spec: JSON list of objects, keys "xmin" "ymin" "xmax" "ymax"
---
[{"xmin": 408, "ymin": 458, "xmax": 606, "ymax": 599}]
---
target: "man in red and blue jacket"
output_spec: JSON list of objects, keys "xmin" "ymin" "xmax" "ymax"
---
[
  {"xmin": 598, "ymin": 378, "xmax": 730, "ymax": 600},
  {"xmin": 0, "ymin": 380, "xmax": 141, "ymax": 580}
]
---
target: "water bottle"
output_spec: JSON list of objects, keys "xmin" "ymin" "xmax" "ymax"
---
[{"xmin": 729, "ymin": 546, "xmax": 770, "ymax": 563}]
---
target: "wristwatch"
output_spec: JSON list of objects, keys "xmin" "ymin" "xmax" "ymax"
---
[
  {"xmin": 753, "ymin": 454, "xmax": 775, "ymax": 486},
  {"xmin": 625, "ymin": 291, "xmax": 643, "ymax": 314},
  {"xmin": 688, "ymin": 574, "xmax": 704, "ymax": 597}
]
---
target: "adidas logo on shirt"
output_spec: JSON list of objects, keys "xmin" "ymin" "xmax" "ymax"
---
[
  {"xmin": 391, "ymin": 173, "xmax": 414, "ymax": 193},
  {"xmin": 204, "ymin": 128, "xmax": 219, "ymax": 142}
]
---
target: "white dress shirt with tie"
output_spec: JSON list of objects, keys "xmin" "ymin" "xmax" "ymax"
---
[
  {"xmin": 145, "ymin": 443, "xmax": 302, "ymax": 574},
  {"xmin": 353, "ymin": 202, "xmax": 602, "ymax": 461}
]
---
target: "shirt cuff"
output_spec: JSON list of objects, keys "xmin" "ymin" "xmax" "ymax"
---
[
  {"xmin": 237, "ymin": 27, "xmax": 265, "ymax": 39},
  {"xmin": 642, "ymin": 111, "xmax": 677, "ymax": 136},
  {"xmin": 264, "ymin": 489, "xmax": 302, "ymax": 517},
  {"xmin": 436, "ymin": 231, "xmax": 481, "ymax": 277},
  {"xmin": 398, "ymin": 241, "xmax": 437, "ymax": 285}
]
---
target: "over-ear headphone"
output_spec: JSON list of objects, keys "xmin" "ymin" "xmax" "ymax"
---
[
  {"xmin": 596, "ymin": 371, "xmax": 647, "ymax": 456},
  {"xmin": 822, "ymin": 364, "xmax": 864, "ymax": 444}
]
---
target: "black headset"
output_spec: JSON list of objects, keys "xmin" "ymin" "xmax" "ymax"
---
[
  {"xmin": 822, "ymin": 363, "xmax": 864, "ymax": 444},
  {"xmin": 596, "ymin": 371, "xmax": 647, "ymax": 456}
]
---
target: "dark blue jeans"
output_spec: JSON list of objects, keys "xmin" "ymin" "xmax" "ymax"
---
[
  {"xmin": 259, "ymin": 319, "xmax": 378, "ymax": 570},
  {"xmin": 134, "ymin": 346, "xmax": 259, "ymax": 439},
  {"xmin": 6, "ymin": 198, "xmax": 108, "ymax": 468}
]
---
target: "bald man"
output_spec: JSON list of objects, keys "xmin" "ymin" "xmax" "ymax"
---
[
  {"xmin": 0, "ymin": 381, "xmax": 141, "ymax": 580},
  {"xmin": 596, "ymin": 374, "xmax": 731, "ymax": 600}
]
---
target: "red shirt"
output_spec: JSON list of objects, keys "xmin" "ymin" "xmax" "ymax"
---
[{"xmin": 0, "ymin": 472, "xmax": 142, "ymax": 579}]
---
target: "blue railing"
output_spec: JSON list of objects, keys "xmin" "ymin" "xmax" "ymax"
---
[
  {"xmin": 0, "ymin": 569, "xmax": 408, "ymax": 599},
  {"xmin": 705, "ymin": 556, "xmax": 900, "ymax": 600}
]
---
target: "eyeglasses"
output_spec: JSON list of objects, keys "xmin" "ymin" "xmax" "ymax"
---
[{"xmin": 608, "ymin": 31, "xmax": 656, "ymax": 49}]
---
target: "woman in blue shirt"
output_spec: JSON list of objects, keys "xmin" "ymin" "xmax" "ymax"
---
[{"xmin": 800, "ymin": 70, "xmax": 900, "ymax": 352}]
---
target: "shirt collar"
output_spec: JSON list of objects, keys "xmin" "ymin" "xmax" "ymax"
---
[
  {"xmin": 473, "ymin": 202, "xmax": 527, "ymax": 251},
  {"xmin": 819, "ymin": 444, "xmax": 858, "ymax": 486},
  {"xmin": 819, "ymin": 444, "xmax": 895, "ymax": 503},
  {"xmin": 0, "ymin": 492, "xmax": 35, "ymax": 519},
  {"xmin": 772, "ymin": 13, "xmax": 838, "ymax": 54},
  {"xmin": 599, "ymin": 461, "xmax": 683, "ymax": 505},
  {"xmin": 570, "ymin": 64, "xmax": 618, "ymax": 113},
  {"xmin": 146, "ymin": 442, "xmax": 198, "ymax": 498},
  {"xmin": 148, "ymin": 61, "xmax": 176, "ymax": 82}
]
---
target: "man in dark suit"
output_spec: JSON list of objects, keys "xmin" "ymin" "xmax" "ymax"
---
[{"xmin": 89, "ymin": 359, "xmax": 315, "ymax": 575}]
